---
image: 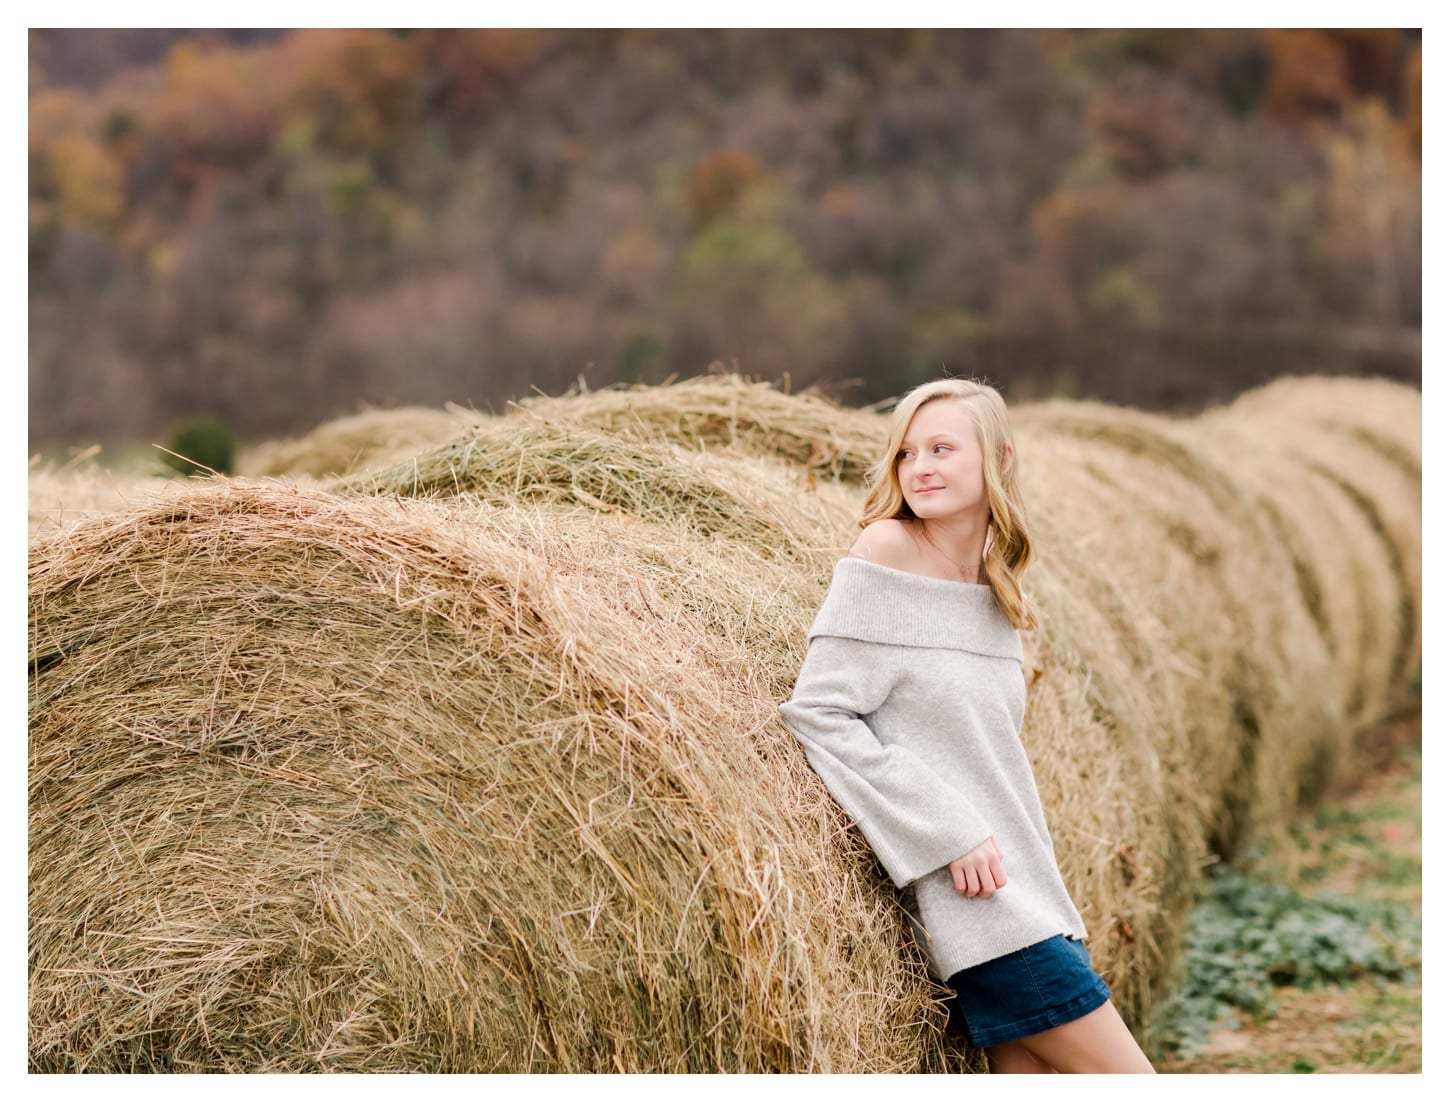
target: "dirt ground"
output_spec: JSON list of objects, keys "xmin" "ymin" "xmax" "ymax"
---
[{"xmin": 1157, "ymin": 709, "xmax": 1422, "ymax": 1074}]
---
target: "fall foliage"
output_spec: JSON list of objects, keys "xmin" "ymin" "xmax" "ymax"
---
[{"xmin": 28, "ymin": 28, "xmax": 1420, "ymax": 450}]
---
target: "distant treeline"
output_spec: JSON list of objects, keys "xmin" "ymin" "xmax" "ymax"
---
[{"xmin": 28, "ymin": 28, "xmax": 1421, "ymax": 449}]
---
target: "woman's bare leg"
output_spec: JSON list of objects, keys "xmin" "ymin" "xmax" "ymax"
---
[
  {"xmin": 1013, "ymin": 1001, "xmax": 1155, "ymax": 1073},
  {"xmin": 985, "ymin": 1040, "xmax": 1059, "ymax": 1073}
]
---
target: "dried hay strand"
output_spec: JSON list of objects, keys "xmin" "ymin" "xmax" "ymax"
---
[
  {"xmin": 334, "ymin": 412, "xmax": 857, "ymax": 566},
  {"xmin": 515, "ymin": 373, "xmax": 885, "ymax": 481},
  {"xmin": 28, "ymin": 480, "xmax": 958, "ymax": 1072},
  {"xmin": 238, "ymin": 404, "xmax": 487, "ymax": 480}
]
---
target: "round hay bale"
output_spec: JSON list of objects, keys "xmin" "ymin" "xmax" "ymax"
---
[
  {"xmin": 334, "ymin": 413, "xmax": 856, "ymax": 566},
  {"xmin": 1015, "ymin": 404, "xmax": 1336, "ymax": 857},
  {"xmin": 28, "ymin": 480, "xmax": 961, "ymax": 1072},
  {"xmin": 1222, "ymin": 375, "xmax": 1422, "ymax": 482},
  {"xmin": 238, "ymin": 404, "xmax": 487, "ymax": 480},
  {"xmin": 1200, "ymin": 406, "xmax": 1420, "ymax": 701},
  {"xmin": 1016, "ymin": 563, "xmax": 1197, "ymax": 1030},
  {"xmin": 383, "ymin": 493, "xmax": 984, "ymax": 1071},
  {"xmin": 1015, "ymin": 428, "xmax": 1240, "ymax": 803},
  {"xmin": 437, "ymin": 499, "xmax": 846, "ymax": 702},
  {"xmin": 515, "ymin": 373, "xmax": 885, "ymax": 481},
  {"xmin": 1192, "ymin": 409, "xmax": 1417, "ymax": 730}
]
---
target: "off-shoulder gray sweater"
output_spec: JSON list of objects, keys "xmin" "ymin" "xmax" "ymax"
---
[{"xmin": 779, "ymin": 556, "xmax": 1088, "ymax": 979}]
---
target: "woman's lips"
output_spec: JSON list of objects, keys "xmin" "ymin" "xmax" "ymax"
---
[{"xmin": 914, "ymin": 486, "xmax": 943, "ymax": 494}]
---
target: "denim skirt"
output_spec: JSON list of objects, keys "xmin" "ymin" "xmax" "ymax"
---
[{"xmin": 943, "ymin": 934, "xmax": 1112, "ymax": 1048}]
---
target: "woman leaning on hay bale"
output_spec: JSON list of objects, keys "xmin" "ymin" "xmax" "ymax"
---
[{"xmin": 779, "ymin": 378, "xmax": 1155, "ymax": 1073}]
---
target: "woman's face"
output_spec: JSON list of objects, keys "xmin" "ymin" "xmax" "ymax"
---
[{"xmin": 896, "ymin": 399, "xmax": 988, "ymax": 521}]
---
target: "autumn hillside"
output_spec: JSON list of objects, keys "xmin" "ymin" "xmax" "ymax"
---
[{"xmin": 29, "ymin": 29, "xmax": 1421, "ymax": 451}]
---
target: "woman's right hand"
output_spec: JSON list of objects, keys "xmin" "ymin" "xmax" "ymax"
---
[{"xmin": 948, "ymin": 837, "xmax": 1007, "ymax": 897}]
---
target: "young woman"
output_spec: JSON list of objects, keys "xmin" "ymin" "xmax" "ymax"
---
[{"xmin": 779, "ymin": 377, "xmax": 1154, "ymax": 1073}]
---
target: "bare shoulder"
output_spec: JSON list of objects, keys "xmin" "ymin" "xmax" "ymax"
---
[{"xmin": 847, "ymin": 518, "xmax": 920, "ymax": 571}]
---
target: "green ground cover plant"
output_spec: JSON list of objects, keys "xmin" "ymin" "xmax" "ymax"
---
[{"xmin": 1147, "ymin": 735, "xmax": 1421, "ymax": 1064}]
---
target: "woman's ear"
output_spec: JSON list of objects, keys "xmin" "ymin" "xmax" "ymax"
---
[{"xmin": 1000, "ymin": 441, "xmax": 1014, "ymax": 476}]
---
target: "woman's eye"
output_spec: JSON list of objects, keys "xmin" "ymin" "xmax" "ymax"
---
[{"xmin": 934, "ymin": 445, "xmax": 950, "ymax": 454}]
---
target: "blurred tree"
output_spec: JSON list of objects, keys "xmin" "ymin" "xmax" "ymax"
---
[
  {"xmin": 47, "ymin": 136, "xmax": 125, "ymax": 231},
  {"xmin": 156, "ymin": 38, "xmax": 276, "ymax": 171},
  {"xmin": 1322, "ymin": 99, "xmax": 1419, "ymax": 327},
  {"xmin": 1088, "ymin": 68, "xmax": 1221, "ymax": 180},
  {"xmin": 600, "ymin": 227, "xmax": 672, "ymax": 310},
  {"xmin": 414, "ymin": 29, "xmax": 542, "ymax": 142},
  {"xmin": 286, "ymin": 30, "xmax": 418, "ymax": 159},
  {"xmin": 616, "ymin": 330, "xmax": 668, "ymax": 383},
  {"xmin": 24, "ymin": 27, "xmax": 1421, "ymax": 451},
  {"xmin": 1402, "ymin": 45, "xmax": 1420, "ymax": 159},
  {"xmin": 1324, "ymin": 29, "xmax": 1405, "ymax": 104},
  {"xmin": 29, "ymin": 28, "xmax": 50, "ymax": 92},
  {"xmin": 163, "ymin": 414, "xmax": 235, "ymax": 475},
  {"xmin": 687, "ymin": 147, "xmax": 764, "ymax": 229},
  {"xmin": 1262, "ymin": 29, "xmax": 1352, "ymax": 124}
]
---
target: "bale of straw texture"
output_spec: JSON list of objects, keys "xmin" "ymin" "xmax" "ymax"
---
[
  {"xmin": 334, "ymin": 412, "xmax": 858, "ymax": 567},
  {"xmin": 1191, "ymin": 409, "xmax": 1417, "ymax": 734},
  {"xmin": 1014, "ymin": 404, "xmax": 1337, "ymax": 857},
  {"xmin": 1005, "ymin": 426, "xmax": 1280, "ymax": 1017},
  {"xmin": 29, "ymin": 480, "xmax": 970, "ymax": 1072},
  {"xmin": 434, "ymin": 498, "xmax": 850, "ymax": 703},
  {"xmin": 29, "ymin": 374, "xmax": 1419, "ymax": 1070},
  {"xmin": 394, "ymin": 494, "xmax": 987, "ymax": 1071},
  {"xmin": 1204, "ymin": 382, "xmax": 1421, "ymax": 699},
  {"xmin": 1013, "ymin": 428, "xmax": 1239, "ymax": 811},
  {"xmin": 515, "ymin": 373, "xmax": 884, "ymax": 481},
  {"xmin": 1015, "ymin": 564, "xmax": 1195, "ymax": 1027},
  {"xmin": 238, "ymin": 404, "xmax": 486, "ymax": 480},
  {"xmin": 1221, "ymin": 374, "xmax": 1421, "ymax": 482}
]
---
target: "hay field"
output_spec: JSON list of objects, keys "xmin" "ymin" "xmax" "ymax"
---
[{"xmin": 29, "ymin": 373, "xmax": 1420, "ymax": 1071}]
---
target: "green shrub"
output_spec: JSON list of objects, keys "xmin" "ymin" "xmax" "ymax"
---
[{"xmin": 162, "ymin": 415, "xmax": 235, "ymax": 476}]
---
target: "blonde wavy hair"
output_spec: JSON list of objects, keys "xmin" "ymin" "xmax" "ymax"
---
[{"xmin": 859, "ymin": 377, "xmax": 1039, "ymax": 631}]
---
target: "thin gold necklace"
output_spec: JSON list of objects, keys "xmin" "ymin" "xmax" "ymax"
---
[{"xmin": 922, "ymin": 528, "xmax": 982, "ymax": 583}]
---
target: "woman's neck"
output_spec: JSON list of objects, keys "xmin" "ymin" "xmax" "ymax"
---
[{"xmin": 915, "ymin": 515, "xmax": 989, "ymax": 584}]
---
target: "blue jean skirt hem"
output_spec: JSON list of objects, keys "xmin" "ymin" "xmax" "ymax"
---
[{"xmin": 944, "ymin": 934, "xmax": 1112, "ymax": 1049}]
